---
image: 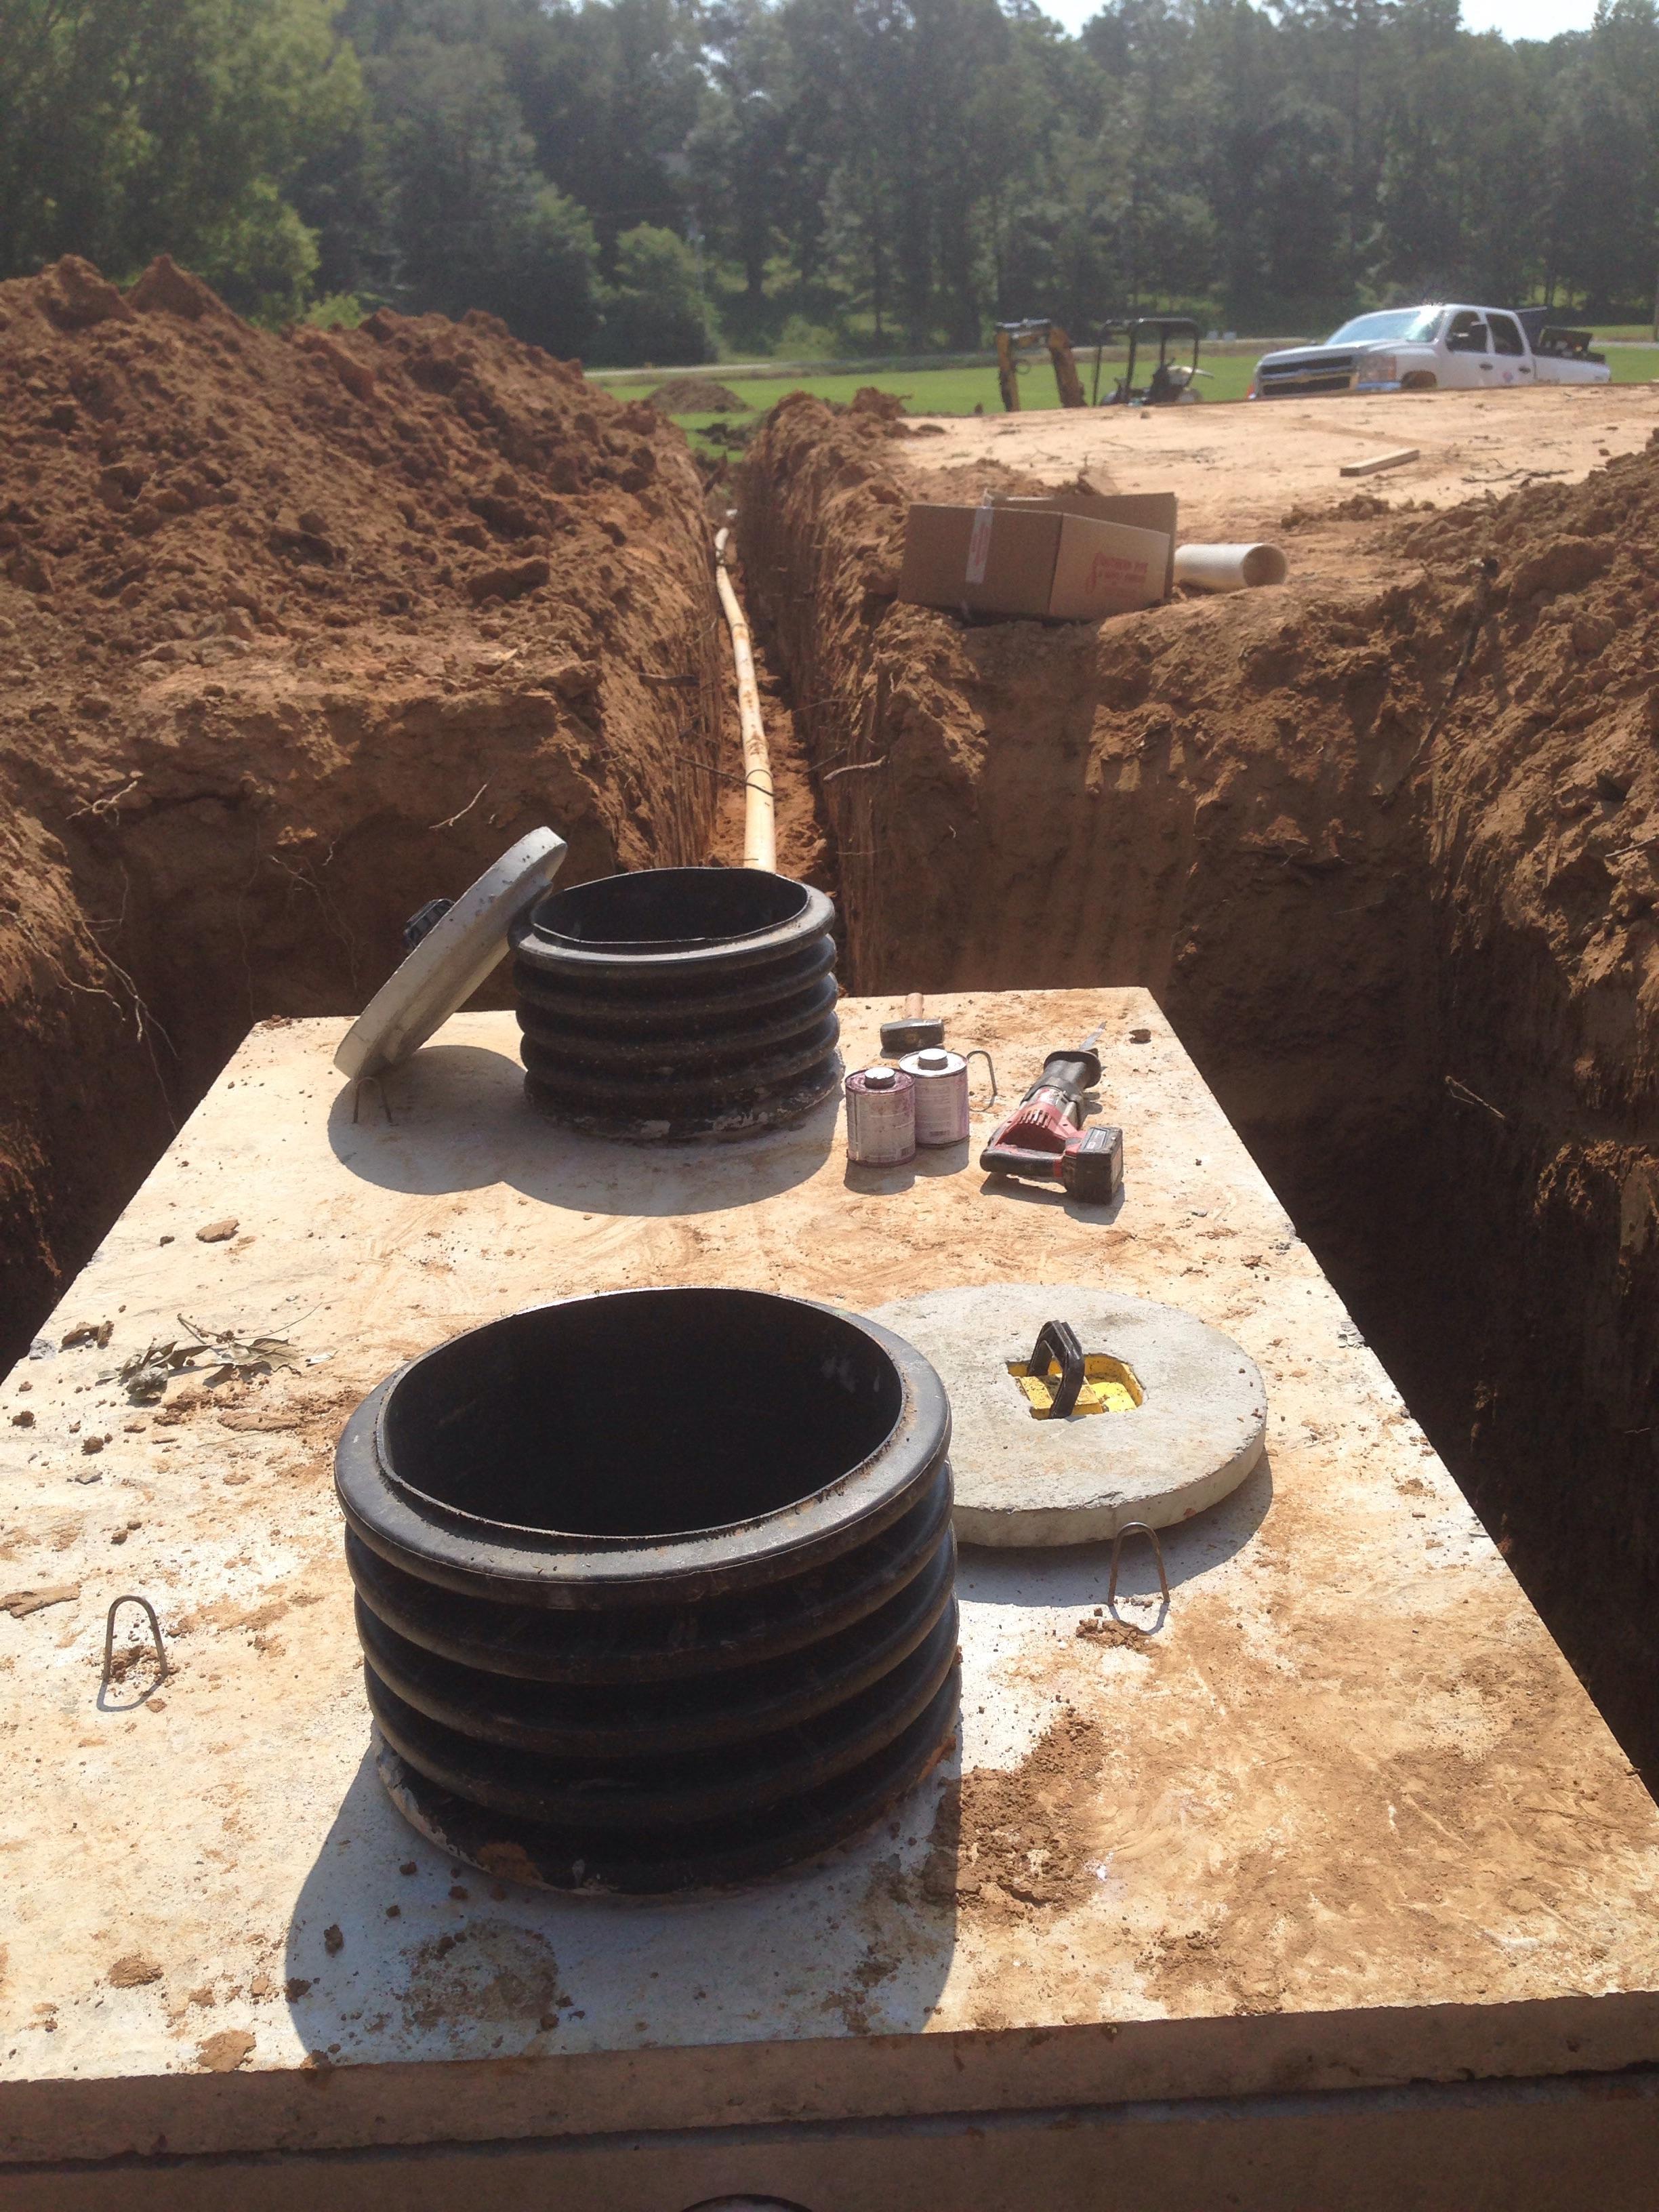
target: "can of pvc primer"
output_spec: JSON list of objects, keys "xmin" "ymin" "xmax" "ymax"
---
[
  {"xmin": 899, "ymin": 1047, "xmax": 970, "ymax": 1146},
  {"xmin": 845, "ymin": 1063, "xmax": 916, "ymax": 1164}
]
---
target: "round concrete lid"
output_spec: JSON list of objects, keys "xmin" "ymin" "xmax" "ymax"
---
[
  {"xmin": 864, "ymin": 1283, "xmax": 1267, "ymax": 1548},
  {"xmin": 333, "ymin": 827, "xmax": 567, "ymax": 1081}
]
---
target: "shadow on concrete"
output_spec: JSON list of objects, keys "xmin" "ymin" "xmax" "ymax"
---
[
  {"xmin": 973, "ymin": 1173, "xmax": 1128, "ymax": 1225},
  {"xmin": 95, "ymin": 1657, "xmax": 169, "ymax": 1714},
  {"xmin": 326, "ymin": 1045, "xmax": 840, "ymax": 1218},
  {"xmin": 842, "ymin": 1137, "xmax": 972, "ymax": 1195},
  {"xmin": 284, "ymin": 1726, "xmax": 960, "ymax": 2071},
  {"xmin": 958, "ymin": 1447, "xmax": 1275, "ymax": 1618}
]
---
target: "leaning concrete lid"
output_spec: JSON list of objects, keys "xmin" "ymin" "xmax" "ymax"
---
[
  {"xmin": 864, "ymin": 1283, "xmax": 1267, "ymax": 1547},
  {"xmin": 333, "ymin": 827, "xmax": 567, "ymax": 1081}
]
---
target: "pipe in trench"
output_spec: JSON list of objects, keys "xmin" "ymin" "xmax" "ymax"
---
[{"xmin": 714, "ymin": 524, "xmax": 777, "ymax": 874}]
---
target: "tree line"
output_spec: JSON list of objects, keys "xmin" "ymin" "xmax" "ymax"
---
[{"xmin": 3, "ymin": 0, "xmax": 1656, "ymax": 367}]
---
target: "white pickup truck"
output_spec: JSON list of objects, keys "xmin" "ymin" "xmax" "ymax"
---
[{"xmin": 1250, "ymin": 305, "xmax": 1610, "ymax": 398}]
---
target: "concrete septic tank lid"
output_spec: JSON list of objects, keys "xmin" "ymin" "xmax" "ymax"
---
[
  {"xmin": 333, "ymin": 825, "xmax": 567, "ymax": 1081},
  {"xmin": 865, "ymin": 1282, "xmax": 1267, "ymax": 1547}
]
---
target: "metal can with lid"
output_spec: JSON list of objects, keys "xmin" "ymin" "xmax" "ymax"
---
[
  {"xmin": 899, "ymin": 1047, "xmax": 970, "ymax": 1146},
  {"xmin": 845, "ymin": 1063, "xmax": 916, "ymax": 1164}
]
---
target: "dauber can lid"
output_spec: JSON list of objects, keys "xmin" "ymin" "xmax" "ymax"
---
[{"xmin": 900, "ymin": 1047, "xmax": 966, "ymax": 1079}]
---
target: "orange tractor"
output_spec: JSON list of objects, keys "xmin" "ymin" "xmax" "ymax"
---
[{"xmin": 996, "ymin": 316, "xmax": 1208, "ymax": 411}]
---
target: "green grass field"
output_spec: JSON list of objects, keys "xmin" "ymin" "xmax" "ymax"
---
[
  {"xmin": 604, "ymin": 352, "xmax": 1258, "ymax": 419},
  {"xmin": 608, "ymin": 342, "xmax": 1657, "ymax": 451}
]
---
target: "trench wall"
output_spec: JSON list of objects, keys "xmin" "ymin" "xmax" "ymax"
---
[
  {"xmin": 739, "ymin": 394, "xmax": 1659, "ymax": 1776},
  {"xmin": 0, "ymin": 262, "xmax": 728, "ymax": 1364}
]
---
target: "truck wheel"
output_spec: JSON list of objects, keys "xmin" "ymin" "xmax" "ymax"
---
[{"xmin": 1401, "ymin": 371, "xmax": 1437, "ymax": 391}]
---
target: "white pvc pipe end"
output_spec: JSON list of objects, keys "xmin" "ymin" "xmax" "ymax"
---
[{"xmin": 1174, "ymin": 541, "xmax": 1289, "ymax": 592}]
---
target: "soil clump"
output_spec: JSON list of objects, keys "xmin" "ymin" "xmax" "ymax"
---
[
  {"xmin": 737, "ymin": 390, "xmax": 1659, "ymax": 1780},
  {"xmin": 644, "ymin": 377, "xmax": 750, "ymax": 413},
  {"xmin": 0, "ymin": 256, "xmax": 729, "ymax": 1357}
]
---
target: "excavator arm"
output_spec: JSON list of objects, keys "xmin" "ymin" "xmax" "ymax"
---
[
  {"xmin": 996, "ymin": 321, "xmax": 1086, "ymax": 411},
  {"xmin": 1047, "ymin": 323, "xmax": 1085, "ymax": 408}
]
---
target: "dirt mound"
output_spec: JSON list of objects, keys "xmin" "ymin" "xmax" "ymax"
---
[
  {"xmin": 0, "ymin": 258, "xmax": 699, "ymax": 650},
  {"xmin": 848, "ymin": 386, "xmax": 905, "ymax": 422},
  {"xmin": 737, "ymin": 391, "xmax": 1659, "ymax": 1780},
  {"xmin": 645, "ymin": 377, "xmax": 750, "ymax": 413},
  {"xmin": 0, "ymin": 257, "xmax": 729, "ymax": 1359}
]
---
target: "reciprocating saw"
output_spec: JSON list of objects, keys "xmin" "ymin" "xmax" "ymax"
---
[{"xmin": 978, "ymin": 1044, "xmax": 1124, "ymax": 1204}]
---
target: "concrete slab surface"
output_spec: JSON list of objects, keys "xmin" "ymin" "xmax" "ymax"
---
[{"xmin": 3, "ymin": 988, "xmax": 1658, "ymax": 2190}]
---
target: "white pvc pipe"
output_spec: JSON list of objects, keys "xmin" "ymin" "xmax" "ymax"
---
[
  {"xmin": 1173, "ymin": 542, "xmax": 1289, "ymax": 593},
  {"xmin": 713, "ymin": 525, "xmax": 776, "ymax": 874}
]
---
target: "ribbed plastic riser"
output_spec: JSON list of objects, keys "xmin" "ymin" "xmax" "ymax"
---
[{"xmin": 335, "ymin": 1288, "xmax": 958, "ymax": 1893}]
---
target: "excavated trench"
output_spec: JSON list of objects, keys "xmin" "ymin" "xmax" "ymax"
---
[
  {"xmin": 5, "ymin": 272, "xmax": 1658, "ymax": 1786},
  {"xmin": 0, "ymin": 258, "xmax": 731, "ymax": 1366},
  {"xmin": 737, "ymin": 392, "xmax": 1659, "ymax": 1783}
]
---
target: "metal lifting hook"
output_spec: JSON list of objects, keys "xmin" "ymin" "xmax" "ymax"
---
[{"xmin": 102, "ymin": 1594, "xmax": 169, "ymax": 1694}]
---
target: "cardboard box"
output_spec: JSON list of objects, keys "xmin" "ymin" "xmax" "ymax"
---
[
  {"xmin": 897, "ymin": 489, "xmax": 1175, "ymax": 621},
  {"xmin": 1004, "ymin": 489, "xmax": 1179, "ymax": 599}
]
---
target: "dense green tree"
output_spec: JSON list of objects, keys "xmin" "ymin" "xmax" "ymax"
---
[
  {"xmin": 1082, "ymin": 0, "xmax": 1214, "ymax": 310},
  {"xmin": 511, "ymin": 0, "xmax": 707, "ymax": 262},
  {"xmin": 688, "ymin": 0, "xmax": 793, "ymax": 301},
  {"xmin": 1541, "ymin": 1, "xmax": 1659, "ymax": 312},
  {"xmin": 8, "ymin": 0, "xmax": 1659, "ymax": 363},
  {"xmin": 0, "ymin": 0, "xmax": 362, "ymax": 319},
  {"xmin": 596, "ymin": 221, "xmax": 716, "ymax": 359},
  {"xmin": 365, "ymin": 31, "xmax": 600, "ymax": 348}
]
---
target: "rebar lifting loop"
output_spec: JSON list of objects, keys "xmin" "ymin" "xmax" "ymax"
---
[
  {"xmin": 1108, "ymin": 1520, "xmax": 1171, "ymax": 1609},
  {"xmin": 964, "ymin": 1048, "xmax": 998, "ymax": 1105},
  {"xmin": 102, "ymin": 1594, "xmax": 169, "ymax": 1692}
]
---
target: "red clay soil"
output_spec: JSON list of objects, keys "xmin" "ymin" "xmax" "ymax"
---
[
  {"xmin": 0, "ymin": 255, "xmax": 729, "ymax": 1359},
  {"xmin": 737, "ymin": 390, "xmax": 1659, "ymax": 1778}
]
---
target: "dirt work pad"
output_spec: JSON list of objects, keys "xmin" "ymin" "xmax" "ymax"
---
[
  {"xmin": 3, "ymin": 990, "xmax": 1658, "ymax": 2206},
  {"xmin": 901, "ymin": 384, "xmax": 1659, "ymax": 586}
]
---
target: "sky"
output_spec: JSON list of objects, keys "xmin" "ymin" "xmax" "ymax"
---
[
  {"xmin": 1042, "ymin": 0, "xmax": 1601, "ymax": 35},
  {"xmin": 1456, "ymin": 0, "xmax": 1599, "ymax": 32}
]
